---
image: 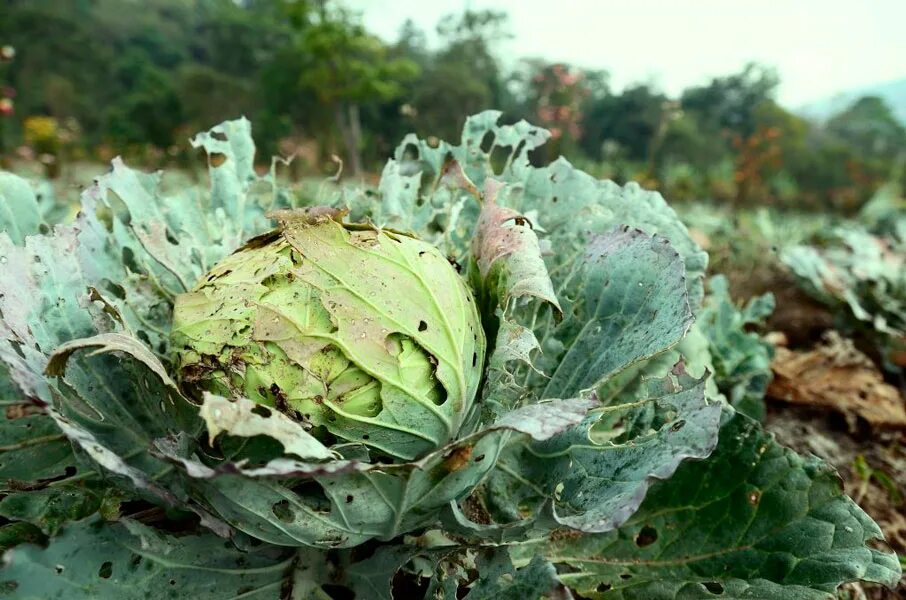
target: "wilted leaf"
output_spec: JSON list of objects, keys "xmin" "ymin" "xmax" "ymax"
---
[
  {"xmin": 199, "ymin": 393, "xmax": 335, "ymax": 461},
  {"xmin": 769, "ymin": 332, "xmax": 906, "ymax": 428}
]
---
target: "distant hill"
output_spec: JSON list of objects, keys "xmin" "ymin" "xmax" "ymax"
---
[{"xmin": 798, "ymin": 78, "xmax": 906, "ymax": 125}]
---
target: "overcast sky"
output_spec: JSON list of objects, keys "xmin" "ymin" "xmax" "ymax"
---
[{"xmin": 345, "ymin": 0, "xmax": 906, "ymax": 107}]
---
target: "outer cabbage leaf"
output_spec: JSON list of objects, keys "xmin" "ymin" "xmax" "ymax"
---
[
  {"xmin": 44, "ymin": 337, "xmax": 594, "ymax": 548},
  {"xmin": 0, "ymin": 172, "xmax": 46, "ymax": 245},
  {"xmin": 0, "ymin": 231, "xmax": 129, "ymax": 543},
  {"xmin": 0, "ymin": 516, "xmax": 299, "ymax": 599},
  {"xmin": 522, "ymin": 411, "xmax": 902, "ymax": 599},
  {"xmin": 466, "ymin": 223, "xmax": 719, "ymax": 534}
]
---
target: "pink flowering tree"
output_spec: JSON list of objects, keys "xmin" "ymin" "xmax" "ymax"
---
[
  {"xmin": 527, "ymin": 62, "xmax": 588, "ymax": 156},
  {"xmin": 0, "ymin": 44, "xmax": 15, "ymax": 162}
]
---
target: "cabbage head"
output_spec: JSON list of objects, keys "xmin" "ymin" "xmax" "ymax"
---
[{"xmin": 172, "ymin": 209, "xmax": 485, "ymax": 461}]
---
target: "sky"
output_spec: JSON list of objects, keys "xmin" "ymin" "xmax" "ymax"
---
[{"xmin": 345, "ymin": 0, "xmax": 906, "ymax": 107}]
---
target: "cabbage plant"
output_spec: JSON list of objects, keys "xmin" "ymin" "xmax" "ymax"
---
[
  {"xmin": 0, "ymin": 113, "xmax": 900, "ymax": 598},
  {"xmin": 783, "ymin": 225, "xmax": 906, "ymax": 374}
]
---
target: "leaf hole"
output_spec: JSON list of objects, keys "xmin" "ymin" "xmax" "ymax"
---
[
  {"xmin": 209, "ymin": 152, "xmax": 227, "ymax": 168},
  {"xmin": 271, "ymin": 500, "xmax": 294, "ymax": 523},
  {"xmin": 473, "ymin": 454, "xmax": 485, "ymax": 463},
  {"xmin": 98, "ymin": 561, "xmax": 113, "ymax": 579},
  {"xmin": 635, "ymin": 525, "xmax": 657, "ymax": 547},
  {"xmin": 596, "ymin": 583, "xmax": 612, "ymax": 592},
  {"xmin": 101, "ymin": 280, "xmax": 127, "ymax": 300},
  {"xmin": 105, "ymin": 190, "xmax": 132, "ymax": 227},
  {"xmin": 703, "ymin": 581, "xmax": 724, "ymax": 595},
  {"xmin": 418, "ymin": 320, "xmax": 428, "ymax": 332},
  {"xmin": 345, "ymin": 495, "xmax": 354, "ymax": 503},
  {"xmin": 670, "ymin": 419, "xmax": 686, "ymax": 432},
  {"xmin": 8, "ymin": 340, "xmax": 25, "ymax": 360},
  {"xmin": 620, "ymin": 573, "xmax": 632, "ymax": 580},
  {"xmin": 401, "ymin": 143, "xmax": 420, "ymax": 162},
  {"xmin": 321, "ymin": 584, "xmax": 354, "ymax": 600},
  {"xmin": 479, "ymin": 131, "xmax": 495, "ymax": 153},
  {"xmin": 210, "ymin": 131, "xmax": 228, "ymax": 142},
  {"xmin": 489, "ymin": 144, "xmax": 511, "ymax": 175},
  {"xmin": 121, "ymin": 246, "xmax": 140, "ymax": 274},
  {"xmin": 251, "ymin": 405, "xmax": 272, "ymax": 418}
]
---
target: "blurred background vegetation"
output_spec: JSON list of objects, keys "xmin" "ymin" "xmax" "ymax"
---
[{"xmin": 1, "ymin": 0, "xmax": 905, "ymax": 212}]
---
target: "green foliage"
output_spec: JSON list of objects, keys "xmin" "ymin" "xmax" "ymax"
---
[
  {"xmin": 697, "ymin": 275, "xmax": 775, "ymax": 420},
  {"xmin": 827, "ymin": 96, "xmax": 906, "ymax": 162},
  {"xmin": 682, "ymin": 63, "xmax": 780, "ymax": 135},
  {"xmin": 2, "ymin": 2, "xmax": 903, "ymax": 208},
  {"xmin": 580, "ymin": 84, "xmax": 668, "ymax": 163},
  {"xmin": 0, "ymin": 114, "xmax": 898, "ymax": 598}
]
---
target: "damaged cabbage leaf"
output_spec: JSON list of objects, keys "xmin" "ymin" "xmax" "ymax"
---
[
  {"xmin": 0, "ymin": 516, "xmax": 299, "ymax": 599},
  {"xmin": 0, "ymin": 171, "xmax": 46, "ymax": 245},
  {"xmin": 522, "ymin": 411, "xmax": 902, "ymax": 599},
  {"xmin": 464, "ymin": 211, "xmax": 719, "ymax": 534},
  {"xmin": 45, "ymin": 331, "xmax": 595, "ymax": 548}
]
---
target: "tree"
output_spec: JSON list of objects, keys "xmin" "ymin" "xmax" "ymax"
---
[
  {"xmin": 826, "ymin": 96, "xmax": 906, "ymax": 159},
  {"xmin": 400, "ymin": 10, "xmax": 514, "ymax": 142},
  {"xmin": 282, "ymin": 0, "xmax": 418, "ymax": 176},
  {"xmin": 681, "ymin": 63, "xmax": 779, "ymax": 138},
  {"xmin": 580, "ymin": 84, "xmax": 667, "ymax": 162}
]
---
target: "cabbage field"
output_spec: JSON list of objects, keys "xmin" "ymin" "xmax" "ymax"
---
[{"xmin": 0, "ymin": 111, "xmax": 903, "ymax": 599}]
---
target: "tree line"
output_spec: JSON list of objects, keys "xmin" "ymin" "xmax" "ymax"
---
[{"xmin": 1, "ymin": 0, "xmax": 904, "ymax": 209}]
